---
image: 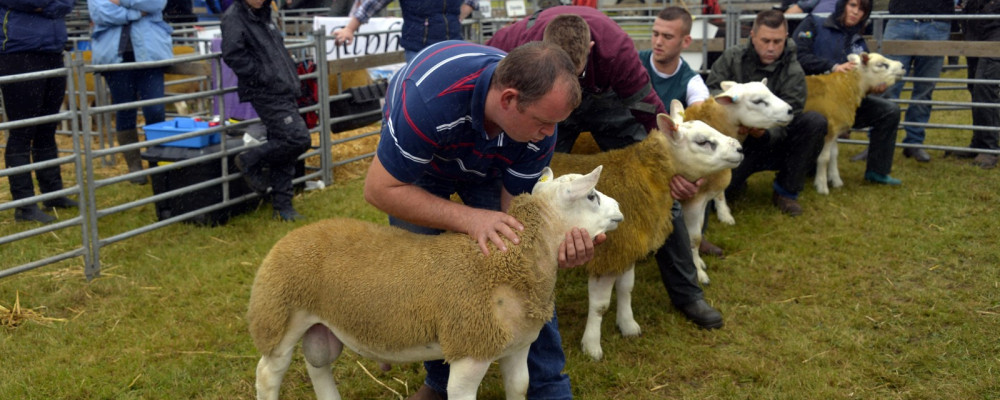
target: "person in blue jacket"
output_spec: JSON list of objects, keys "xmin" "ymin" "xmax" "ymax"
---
[
  {"xmin": 331, "ymin": 0, "xmax": 477, "ymax": 62},
  {"xmin": 1, "ymin": 0, "xmax": 78, "ymax": 223},
  {"xmin": 88, "ymin": 0, "xmax": 174, "ymax": 185},
  {"xmin": 792, "ymin": 0, "xmax": 902, "ymax": 186}
]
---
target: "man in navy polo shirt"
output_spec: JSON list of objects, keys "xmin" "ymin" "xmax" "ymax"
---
[{"xmin": 364, "ymin": 40, "xmax": 594, "ymax": 400}]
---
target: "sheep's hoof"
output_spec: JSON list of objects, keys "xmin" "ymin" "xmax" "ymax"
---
[
  {"xmin": 831, "ymin": 178, "xmax": 844, "ymax": 188},
  {"xmin": 582, "ymin": 343, "xmax": 603, "ymax": 361},
  {"xmin": 814, "ymin": 183, "xmax": 830, "ymax": 195},
  {"xmin": 617, "ymin": 320, "xmax": 641, "ymax": 337},
  {"xmin": 718, "ymin": 214, "xmax": 736, "ymax": 225},
  {"xmin": 697, "ymin": 269, "xmax": 711, "ymax": 285}
]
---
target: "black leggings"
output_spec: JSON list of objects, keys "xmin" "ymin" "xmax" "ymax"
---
[{"xmin": 0, "ymin": 52, "xmax": 66, "ymax": 158}]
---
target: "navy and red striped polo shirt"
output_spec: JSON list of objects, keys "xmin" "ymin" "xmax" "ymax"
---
[{"xmin": 375, "ymin": 40, "xmax": 556, "ymax": 196}]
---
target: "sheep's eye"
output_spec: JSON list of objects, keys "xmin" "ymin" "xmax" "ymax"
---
[
  {"xmin": 695, "ymin": 139, "xmax": 709, "ymax": 146},
  {"xmin": 752, "ymin": 99, "xmax": 766, "ymax": 106},
  {"xmin": 587, "ymin": 192, "xmax": 599, "ymax": 204}
]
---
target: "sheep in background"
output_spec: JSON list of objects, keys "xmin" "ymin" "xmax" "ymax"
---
[
  {"xmin": 806, "ymin": 52, "xmax": 904, "ymax": 194},
  {"xmin": 681, "ymin": 80, "xmax": 793, "ymax": 284},
  {"xmin": 247, "ymin": 166, "xmax": 623, "ymax": 400},
  {"xmin": 549, "ymin": 100, "xmax": 743, "ymax": 360}
]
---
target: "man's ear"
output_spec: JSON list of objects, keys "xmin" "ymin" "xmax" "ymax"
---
[{"xmin": 499, "ymin": 88, "xmax": 519, "ymax": 110}]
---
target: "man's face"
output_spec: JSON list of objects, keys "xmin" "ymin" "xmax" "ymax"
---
[
  {"xmin": 650, "ymin": 17, "xmax": 691, "ymax": 65},
  {"xmin": 750, "ymin": 25, "xmax": 787, "ymax": 65},
  {"xmin": 503, "ymin": 78, "xmax": 576, "ymax": 144},
  {"xmin": 245, "ymin": 0, "xmax": 266, "ymax": 9}
]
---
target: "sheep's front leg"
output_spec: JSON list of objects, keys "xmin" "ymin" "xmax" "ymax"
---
[
  {"xmin": 814, "ymin": 138, "xmax": 834, "ymax": 195},
  {"xmin": 447, "ymin": 357, "xmax": 492, "ymax": 400},
  {"xmin": 498, "ymin": 346, "xmax": 531, "ymax": 400},
  {"xmin": 714, "ymin": 191, "xmax": 735, "ymax": 225},
  {"xmin": 302, "ymin": 324, "xmax": 344, "ymax": 400},
  {"xmin": 682, "ymin": 197, "xmax": 711, "ymax": 285},
  {"xmin": 615, "ymin": 266, "xmax": 641, "ymax": 337},
  {"xmin": 828, "ymin": 140, "xmax": 843, "ymax": 188},
  {"xmin": 582, "ymin": 274, "xmax": 617, "ymax": 360}
]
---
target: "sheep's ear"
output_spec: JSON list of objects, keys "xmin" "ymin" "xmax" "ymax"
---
[
  {"xmin": 715, "ymin": 94, "xmax": 735, "ymax": 105},
  {"xmin": 848, "ymin": 53, "xmax": 862, "ymax": 66},
  {"xmin": 656, "ymin": 113, "xmax": 679, "ymax": 138},
  {"xmin": 760, "ymin": 78, "xmax": 768, "ymax": 86},
  {"xmin": 669, "ymin": 99, "xmax": 685, "ymax": 121},
  {"xmin": 720, "ymin": 81, "xmax": 736, "ymax": 92},
  {"xmin": 565, "ymin": 165, "xmax": 602, "ymax": 199},
  {"xmin": 538, "ymin": 167, "xmax": 554, "ymax": 184}
]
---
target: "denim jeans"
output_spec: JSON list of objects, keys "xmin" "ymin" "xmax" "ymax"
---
[
  {"xmin": 103, "ymin": 67, "xmax": 167, "ymax": 131},
  {"xmin": 882, "ymin": 19, "xmax": 951, "ymax": 144},
  {"xmin": 388, "ymin": 176, "xmax": 574, "ymax": 400}
]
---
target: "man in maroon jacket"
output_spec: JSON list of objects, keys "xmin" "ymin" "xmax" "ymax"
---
[
  {"xmin": 486, "ymin": 5, "xmax": 666, "ymax": 152},
  {"xmin": 487, "ymin": 6, "xmax": 725, "ymax": 331}
]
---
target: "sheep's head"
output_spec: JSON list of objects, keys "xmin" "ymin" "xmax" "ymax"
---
[
  {"xmin": 660, "ymin": 100, "xmax": 744, "ymax": 180},
  {"xmin": 850, "ymin": 52, "xmax": 904, "ymax": 91},
  {"xmin": 716, "ymin": 79, "xmax": 793, "ymax": 128},
  {"xmin": 533, "ymin": 166, "xmax": 624, "ymax": 237}
]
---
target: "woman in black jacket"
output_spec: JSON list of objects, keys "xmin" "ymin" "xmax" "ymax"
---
[{"xmin": 793, "ymin": 0, "xmax": 902, "ymax": 185}]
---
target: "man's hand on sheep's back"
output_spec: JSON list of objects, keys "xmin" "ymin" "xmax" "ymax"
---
[
  {"xmin": 669, "ymin": 175, "xmax": 704, "ymax": 201},
  {"xmin": 467, "ymin": 208, "xmax": 525, "ymax": 256},
  {"xmin": 558, "ymin": 229, "xmax": 606, "ymax": 269}
]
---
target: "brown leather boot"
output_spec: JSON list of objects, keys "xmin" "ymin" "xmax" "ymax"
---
[
  {"xmin": 699, "ymin": 237, "xmax": 724, "ymax": 258},
  {"xmin": 116, "ymin": 129, "xmax": 148, "ymax": 185},
  {"xmin": 771, "ymin": 191, "xmax": 803, "ymax": 217}
]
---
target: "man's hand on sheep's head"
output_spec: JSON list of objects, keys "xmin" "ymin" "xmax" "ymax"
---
[
  {"xmin": 468, "ymin": 209, "xmax": 524, "ymax": 256},
  {"xmin": 832, "ymin": 62, "xmax": 857, "ymax": 73},
  {"xmin": 669, "ymin": 175, "xmax": 704, "ymax": 201},
  {"xmin": 558, "ymin": 228, "xmax": 606, "ymax": 269}
]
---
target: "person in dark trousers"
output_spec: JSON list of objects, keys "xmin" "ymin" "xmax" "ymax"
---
[
  {"xmin": 792, "ymin": 0, "xmax": 902, "ymax": 185},
  {"xmin": 952, "ymin": 0, "xmax": 1000, "ymax": 169},
  {"xmin": 707, "ymin": 10, "xmax": 827, "ymax": 216},
  {"xmin": 488, "ymin": 7, "xmax": 724, "ymax": 330},
  {"xmin": 222, "ymin": 0, "xmax": 311, "ymax": 221},
  {"xmin": 0, "ymin": 0, "xmax": 78, "ymax": 223}
]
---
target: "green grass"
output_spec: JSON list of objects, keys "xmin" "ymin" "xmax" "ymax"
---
[{"xmin": 2, "ymin": 68, "xmax": 999, "ymax": 399}]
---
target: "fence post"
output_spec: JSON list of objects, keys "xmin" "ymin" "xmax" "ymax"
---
[
  {"xmin": 70, "ymin": 55, "xmax": 102, "ymax": 280},
  {"xmin": 314, "ymin": 29, "xmax": 334, "ymax": 186}
]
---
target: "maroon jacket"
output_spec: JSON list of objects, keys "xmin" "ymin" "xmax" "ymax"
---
[{"xmin": 486, "ymin": 6, "xmax": 665, "ymax": 132}]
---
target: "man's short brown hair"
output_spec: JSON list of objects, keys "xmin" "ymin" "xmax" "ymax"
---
[
  {"xmin": 542, "ymin": 14, "xmax": 591, "ymax": 73},
  {"xmin": 752, "ymin": 9, "xmax": 788, "ymax": 33},
  {"xmin": 493, "ymin": 41, "xmax": 582, "ymax": 110},
  {"xmin": 657, "ymin": 6, "xmax": 693, "ymax": 36}
]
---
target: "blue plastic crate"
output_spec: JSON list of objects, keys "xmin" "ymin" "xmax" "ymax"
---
[{"xmin": 144, "ymin": 118, "xmax": 220, "ymax": 148}]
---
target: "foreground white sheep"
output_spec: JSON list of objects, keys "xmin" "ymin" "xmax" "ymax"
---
[
  {"xmin": 549, "ymin": 101, "xmax": 742, "ymax": 360},
  {"xmin": 247, "ymin": 166, "xmax": 623, "ymax": 400},
  {"xmin": 806, "ymin": 52, "xmax": 904, "ymax": 194},
  {"xmin": 681, "ymin": 80, "xmax": 792, "ymax": 284}
]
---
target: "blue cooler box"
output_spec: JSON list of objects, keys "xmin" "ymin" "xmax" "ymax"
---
[{"xmin": 144, "ymin": 118, "xmax": 221, "ymax": 148}]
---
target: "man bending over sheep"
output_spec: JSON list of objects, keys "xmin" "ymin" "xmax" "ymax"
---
[
  {"xmin": 364, "ymin": 41, "xmax": 596, "ymax": 400},
  {"xmin": 706, "ymin": 10, "xmax": 827, "ymax": 216},
  {"xmin": 488, "ymin": 6, "xmax": 724, "ymax": 329},
  {"xmin": 793, "ymin": 0, "xmax": 902, "ymax": 185}
]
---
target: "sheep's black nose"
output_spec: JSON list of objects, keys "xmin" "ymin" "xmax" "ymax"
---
[{"xmin": 737, "ymin": 147, "xmax": 744, "ymax": 154}]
